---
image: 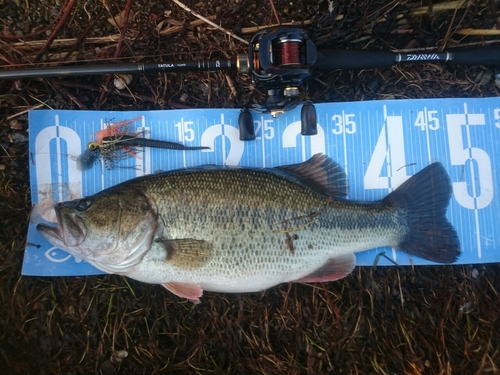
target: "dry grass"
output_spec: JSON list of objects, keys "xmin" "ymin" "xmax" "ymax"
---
[{"xmin": 1, "ymin": 0, "xmax": 500, "ymax": 373}]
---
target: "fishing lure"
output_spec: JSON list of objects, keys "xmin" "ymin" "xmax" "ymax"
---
[{"xmin": 76, "ymin": 118, "xmax": 209, "ymax": 171}]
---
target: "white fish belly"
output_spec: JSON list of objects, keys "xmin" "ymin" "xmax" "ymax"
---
[{"xmin": 128, "ymin": 212, "xmax": 400, "ymax": 293}]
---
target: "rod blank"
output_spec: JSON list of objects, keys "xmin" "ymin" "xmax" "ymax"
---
[{"xmin": 0, "ymin": 59, "xmax": 236, "ymax": 80}]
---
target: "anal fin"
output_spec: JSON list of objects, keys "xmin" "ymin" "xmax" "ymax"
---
[
  {"xmin": 162, "ymin": 282, "xmax": 203, "ymax": 304},
  {"xmin": 293, "ymin": 253, "xmax": 356, "ymax": 283}
]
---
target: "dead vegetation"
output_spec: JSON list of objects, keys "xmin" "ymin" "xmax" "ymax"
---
[{"xmin": 1, "ymin": 0, "xmax": 500, "ymax": 373}]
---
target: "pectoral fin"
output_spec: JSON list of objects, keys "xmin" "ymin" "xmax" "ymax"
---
[
  {"xmin": 294, "ymin": 253, "xmax": 356, "ymax": 283},
  {"xmin": 162, "ymin": 282, "xmax": 203, "ymax": 304},
  {"xmin": 157, "ymin": 238, "xmax": 213, "ymax": 269}
]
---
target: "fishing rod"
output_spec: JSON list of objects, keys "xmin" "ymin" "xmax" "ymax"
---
[{"xmin": 2, "ymin": 27, "xmax": 500, "ymax": 140}]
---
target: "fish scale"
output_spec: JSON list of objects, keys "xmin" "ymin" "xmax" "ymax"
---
[{"xmin": 37, "ymin": 154, "xmax": 460, "ymax": 303}]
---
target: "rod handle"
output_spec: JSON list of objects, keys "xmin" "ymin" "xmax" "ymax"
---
[
  {"xmin": 449, "ymin": 46, "xmax": 500, "ymax": 66},
  {"xmin": 314, "ymin": 49, "xmax": 397, "ymax": 71}
]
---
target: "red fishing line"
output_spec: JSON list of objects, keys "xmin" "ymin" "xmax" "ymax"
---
[{"xmin": 279, "ymin": 40, "xmax": 301, "ymax": 66}]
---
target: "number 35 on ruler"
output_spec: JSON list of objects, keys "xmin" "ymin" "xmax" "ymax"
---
[{"xmin": 364, "ymin": 105, "xmax": 494, "ymax": 210}]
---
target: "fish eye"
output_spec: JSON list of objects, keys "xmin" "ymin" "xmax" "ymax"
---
[
  {"xmin": 88, "ymin": 142, "xmax": 100, "ymax": 150},
  {"xmin": 75, "ymin": 199, "xmax": 91, "ymax": 211}
]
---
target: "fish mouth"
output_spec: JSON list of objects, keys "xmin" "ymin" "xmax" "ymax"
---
[
  {"xmin": 36, "ymin": 222, "xmax": 64, "ymax": 247},
  {"xmin": 36, "ymin": 206, "xmax": 86, "ymax": 249}
]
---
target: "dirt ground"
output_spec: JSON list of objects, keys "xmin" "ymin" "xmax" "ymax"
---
[{"xmin": 1, "ymin": 0, "xmax": 500, "ymax": 374}]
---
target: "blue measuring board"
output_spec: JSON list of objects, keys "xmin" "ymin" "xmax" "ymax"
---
[{"xmin": 23, "ymin": 97, "xmax": 500, "ymax": 276}]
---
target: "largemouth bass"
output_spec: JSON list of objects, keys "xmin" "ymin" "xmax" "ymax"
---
[{"xmin": 37, "ymin": 154, "xmax": 460, "ymax": 303}]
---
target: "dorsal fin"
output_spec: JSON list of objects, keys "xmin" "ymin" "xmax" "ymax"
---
[{"xmin": 276, "ymin": 153, "xmax": 348, "ymax": 197}]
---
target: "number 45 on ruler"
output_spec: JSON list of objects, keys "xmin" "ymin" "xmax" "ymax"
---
[
  {"xmin": 364, "ymin": 104, "xmax": 494, "ymax": 259},
  {"xmin": 364, "ymin": 104, "xmax": 494, "ymax": 211}
]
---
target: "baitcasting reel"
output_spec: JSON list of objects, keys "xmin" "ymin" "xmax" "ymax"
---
[{"xmin": 237, "ymin": 27, "xmax": 319, "ymax": 141}]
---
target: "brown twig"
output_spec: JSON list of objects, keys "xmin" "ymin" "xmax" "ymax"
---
[
  {"xmin": 268, "ymin": 0, "xmax": 281, "ymax": 25},
  {"xmin": 240, "ymin": 20, "xmax": 314, "ymax": 34},
  {"xmin": 172, "ymin": 0, "xmax": 248, "ymax": 45},
  {"xmin": 34, "ymin": 0, "xmax": 77, "ymax": 62},
  {"xmin": 224, "ymin": 74, "xmax": 237, "ymax": 98},
  {"xmin": 61, "ymin": 8, "xmax": 106, "ymax": 62},
  {"xmin": 51, "ymin": 81, "xmax": 88, "ymax": 109},
  {"xmin": 412, "ymin": 0, "xmax": 467, "ymax": 16},
  {"xmin": 160, "ymin": 16, "xmax": 215, "ymax": 36},
  {"xmin": 456, "ymin": 28, "xmax": 500, "ymax": 35},
  {"xmin": 0, "ymin": 41, "xmax": 19, "ymax": 65},
  {"xmin": 98, "ymin": 0, "xmax": 134, "ymax": 105},
  {"xmin": 8, "ymin": 17, "xmax": 216, "ymax": 54},
  {"xmin": 441, "ymin": 0, "xmax": 469, "ymax": 48}
]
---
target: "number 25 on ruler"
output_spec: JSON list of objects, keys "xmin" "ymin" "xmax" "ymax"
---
[{"xmin": 364, "ymin": 105, "xmax": 494, "ymax": 210}]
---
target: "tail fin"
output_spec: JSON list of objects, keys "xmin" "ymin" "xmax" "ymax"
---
[{"xmin": 384, "ymin": 163, "xmax": 461, "ymax": 263}]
